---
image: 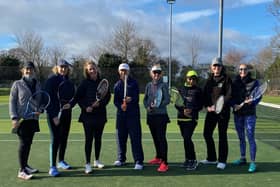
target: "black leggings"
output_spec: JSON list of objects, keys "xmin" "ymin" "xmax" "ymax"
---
[
  {"xmin": 82, "ymin": 121, "xmax": 105, "ymax": 163},
  {"xmin": 17, "ymin": 120, "xmax": 37, "ymax": 171},
  {"xmin": 148, "ymin": 114, "xmax": 169, "ymax": 164},
  {"xmin": 178, "ymin": 121, "xmax": 197, "ymax": 161},
  {"xmin": 47, "ymin": 111, "xmax": 72, "ymax": 167}
]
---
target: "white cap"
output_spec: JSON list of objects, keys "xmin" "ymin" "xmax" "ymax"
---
[
  {"xmin": 151, "ymin": 65, "xmax": 162, "ymax": 72},
  {"xmin": 118, "ymin": 63, "xmax": 130, "ymax": 71}
]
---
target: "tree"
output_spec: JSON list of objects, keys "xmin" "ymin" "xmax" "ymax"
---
[
  {"xmin": 112, "ymin": 20, "xmax": 137, "ymax": 62},
  {"xmin": 265, "ymin": 57, "xmax": 280, "ymax": 90},
  {"xmin": 223, "ymin": 48, "xmax": 246, "ymax": 66},
  {"xmin": 133, "ymin": 38, "xmax": 158, "ymax": 66},
  {"xmin": 0, "ymin": 53, "xmax": 22, "ymax": 83},
  {"xmin": 13, "ymin": 31, "xmax": 48, "ymax": 81}
]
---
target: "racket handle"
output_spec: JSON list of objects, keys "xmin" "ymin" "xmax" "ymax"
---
[
  {"xmin": 234, "ymin": 102, "xmax": 244, "ymax": 111},
  {"xmin": 57, "ymin": 111, "xmax": 62, "ymax": 120},
  {"xmin": 121, "ymin": 100, "xmax": 127, "ymax": 111}
]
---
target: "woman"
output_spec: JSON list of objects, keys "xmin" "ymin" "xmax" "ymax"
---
[
  {"xmin": 200, "ymin": 57, "xmax": 232, "ymax": 170},
  {"xmin": 175, "ymin": 70, "xmax": 203, "ymax": 171},
  {"xmin": 9, "ymin": 61, "xmax": 40, "ymax": 180},
  {"xmin": 143, "ymin": 64, "xmax": 170, "ymax": 172},
  {"xmin": 75, "ymin": 60, "xmax": 111, "ymax": 174},
  {"xmin": 113, "ymin": 63, "xmax": 144, "ymax": 170},
  {"xmin": 231, "ymin": 64, "xmax": 260, "ymax": 173},
  {"xmin": 45, "ymin": 59, "xmax": 75, "ymax": 177}
]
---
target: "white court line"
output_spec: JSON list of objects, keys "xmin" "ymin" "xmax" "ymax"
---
[{"xmin": 0, "ymin": 139, "xmax": 279, "ymax": 142}]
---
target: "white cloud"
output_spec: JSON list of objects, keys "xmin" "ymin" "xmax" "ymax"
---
[{"xmin": 174, "ymin": 9, "xmax": 216, "ymax": 24}]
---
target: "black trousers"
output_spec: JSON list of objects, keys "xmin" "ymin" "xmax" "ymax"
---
[
  {"xmin": 82, "ymin": 120, "xmax": 105, "ymax": 163},
  {"xmin": 203, "ymin": 111, "xmax": 230, "ymax": 163},
  {"xmin": 47, "ymin": 110, "xmax": 72, "ymax": 167},
  {"xmin": 178, "ymin": 120, "xmax": 197, "ymax": 161},
  {"xmin": 147, "ymin": 114, "xmax": 169, "ymax": 164},
  {"xmin": 17, "ymin": 120, "xmax": 38, "ymax": 171}
]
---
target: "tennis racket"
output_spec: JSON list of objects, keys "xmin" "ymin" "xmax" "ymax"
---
[
  {"xmin": 57, "ymin": 80, "xmax": 75, "ymax": 120},
  {"xmin": 215, "ymin": 95, "xmax": 224, "ymax": 114},
  {"xmin": 235, "ymin": 81, "xmax": 267, "ymax": 111},
  {"xmin": 152, "ymin": 88, "xmax": 162, "ymax": 108},
  {"xmin": 122, "ymin": 74, "xmax": 128, "ymax": 111},
  {"xmin": 170, "ymin": 87, "xmax": 185, "ymax": 107},
  {"xmin": 12, "ymin": 90, "xmax": 50, "ymax": 133},
  {"xmin": 95, "ymin": 79, "xmax": 109, "ymax": 102}
]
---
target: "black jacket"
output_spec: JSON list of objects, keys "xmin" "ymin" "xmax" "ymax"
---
[
  {"xmin": 232, "ymin": 74, "xmax": 259, "ymax": 116},
  {"xmin": 175, "ymin": 85, "xmax": 203, "ymax": 122},
  {"xmin": 203, "ymin": 73, "xmax": 232, "ymax": 113},
  {"xmin": 76, "ymin": 78, "xmax": 111, "ymax": 124}
]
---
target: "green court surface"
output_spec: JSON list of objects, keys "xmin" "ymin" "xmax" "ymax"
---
[{"xmin": 0, "ymin": 97, "xmax": 279, "ymax": 187}]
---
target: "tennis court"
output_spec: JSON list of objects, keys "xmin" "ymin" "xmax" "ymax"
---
[{"xmin": 0, "ymin": 96, "xmax": 279, "ymax": 187}]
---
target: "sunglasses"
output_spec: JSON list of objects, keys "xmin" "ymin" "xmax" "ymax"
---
[
  {"xmin": 187, "ymin": 77, "xmax": 196, "ymax": 81},
  {"xmin": 152, "ymin": 70, "xmax": 162, "ymax": 74},
  {"xmin": 239, "ymin": 68, "xmax": 247, "ymax": 71},
  {"xmin": 212, "ymin": 64, "xmax": 222, "ymax": 67}
]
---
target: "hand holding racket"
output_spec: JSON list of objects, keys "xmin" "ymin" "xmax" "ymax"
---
[
  {"xmin": 234, "ymin": 81, "xmax": 267, "ymax": 111},
  {"xmin": 57, "ymin": 80, "xmax": 75, "ymax": 121},
  {"xmin": 92, "ymin": 79, "xmax": 109, "ymax": 108}
]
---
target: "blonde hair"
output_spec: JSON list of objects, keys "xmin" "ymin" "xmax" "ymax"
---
[
  {"xmin": 52, "ymin": 65, "xmax": 71, "ymax": 75},
  {"xmin": 83, "ymin": 59, "xmax": 100, "ymax": 79}
]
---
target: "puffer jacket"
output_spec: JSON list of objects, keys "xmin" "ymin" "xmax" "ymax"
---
[{"xmin": 9, "ymin": 78, "xmax": 41, "ymax": 120}]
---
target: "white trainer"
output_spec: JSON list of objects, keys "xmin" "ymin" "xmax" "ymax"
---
[
  {"xmin": 134, "ymin": 163, "xmax": 143, "ymax": 170},
  {"xmin": 18, "ymin": 170, "xmax": 33, "ymax": 180},
  {"xmin": 114, "ymin": 160, "xmax": 125, "ymax": 167},
  {"xmin": 217, "ymin": 162, "xmax": 226, "ymax": 170},
  {"xmin": 93, "ymin": 160, "xmax": 104, "ymax": 169},
  {"xmin": 85, "ymin": 163, "xmax": 92, "ymax": 174},
  {"xmin": 200, "ymin": 159, "xmax": 217, "ymax": 165}
]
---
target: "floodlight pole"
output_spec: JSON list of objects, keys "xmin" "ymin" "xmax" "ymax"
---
[
  {"xmin": 218, "ymin": 0, "xmax": 224, "ymax": 60},
  {"xmin": 167, "ymin": 0, "xmax": 175, "ymax": 90}
]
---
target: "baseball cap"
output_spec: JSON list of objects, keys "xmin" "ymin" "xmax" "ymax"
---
[
  {"xmin": 118, "ymin": 63, "xmax": 130, "ymax": 71},
  {"xmin": 22, "ymin": 61, "xmax": 35, "ymax": 69},
  {"xmin": 58, "ymin": 59, "xmax": 72, "ymax": 67},
  {"xmin": 186, "ymin": 70, "xmax": 198, "ymax": 77},
  {"xmin": 151, "ymin": 65, "xmax": 162, "ymax": 72},
  {"xmin": 211, "ymin": 57, "xmax": 223, "ymax": 66}
]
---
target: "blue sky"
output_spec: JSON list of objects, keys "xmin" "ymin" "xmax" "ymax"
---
[{"xmin": 0, "ymin": 0, "xmax": 276, "ymax": 65}]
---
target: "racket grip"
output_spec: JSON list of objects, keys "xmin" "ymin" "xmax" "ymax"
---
[
  {"xmin": 121, "ymin": 100, "xmax": 127, "ymax": 111},
  {"xmin": 57, "ymin": 111, "xmax": 62, "ymax": 120}
]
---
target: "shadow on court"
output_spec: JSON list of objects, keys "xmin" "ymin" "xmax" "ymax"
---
[{"xmin": 29, "ymin": 162, "xmax": 280, "ymax": 179}]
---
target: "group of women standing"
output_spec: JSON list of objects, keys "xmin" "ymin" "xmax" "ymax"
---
[{"xmin": 9, "ymin": 57, "xmax": 261, "ymax": 180}]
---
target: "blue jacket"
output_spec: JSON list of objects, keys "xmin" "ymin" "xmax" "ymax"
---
[{"xmin": 114, "ymin": 76, "xmax": 140, "ymax": 117}]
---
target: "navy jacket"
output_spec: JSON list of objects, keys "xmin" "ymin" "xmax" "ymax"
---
[
  {"xmin": 44, "ymin": 74, "xmax": 74, "ymax": 119},
  {"xmin": 114, "ymin": 76, "xmax": 140, "ymax": 117}
]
